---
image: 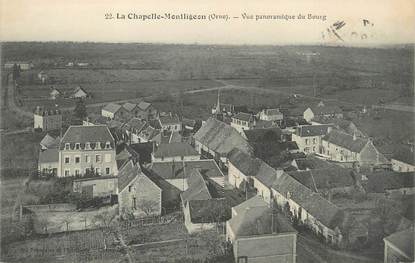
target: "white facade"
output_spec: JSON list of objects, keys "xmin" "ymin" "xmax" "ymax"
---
[
  {"xmin": 292, "ymin": 133, "xmax": 322, "ymax": 154},
  {"xmin": 391, "ymin": 159, "xmax": 415, "ymax": 172}
]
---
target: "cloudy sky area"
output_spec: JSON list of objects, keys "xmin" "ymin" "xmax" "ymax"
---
[{"xmin": 1, "ymin": 0, "xmax": 414, "ymax": 45}]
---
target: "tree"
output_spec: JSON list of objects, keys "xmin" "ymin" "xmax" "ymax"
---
[{"xmin": 72, "ymin": 98, "xmax": 87, "ymax": 124}]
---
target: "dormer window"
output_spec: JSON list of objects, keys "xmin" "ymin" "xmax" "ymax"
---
[
  {"xmin": 96, "ymin": 142, "xmax": 101, "ymax": 149},
  {"xmin": 85, "ymin": 142, "xmax": 90, "ymax": 150},
  {"xmin": 105, "ymin": 142, "xmax": 111, "ymax": 149},
  {"xmin": 65, "ymin": 143, "xmax": 70, "ymax": 150},
  {"xmin": 75, "ymin": 143, "xmax": 80, "ymax": 150}
]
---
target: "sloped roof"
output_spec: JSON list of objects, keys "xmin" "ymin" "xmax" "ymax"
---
[
  {"xmin": 73, "ymin": 86, "xmax": 87, "ymax": 95},
  {"xmin": 313, "ymin": 117, "xmax": 366, "ymax": 138},
  {"xmin": 243, "ymin": 128, "xmax": 282, "ymax": 143},
  {"xmin": 188, "ymin": 198, "xmax": 231, "ymax": 224},
  {"xmin": 38, "ymin": 148, "xmax": 59, "ymax": 163},
  {"xmin": 153, "ymin": 142, "xmax": 198, "ymax": 158},
  {"xmin": 60, "ymin": 125, "xmax": 114, "ymax": 145},
  {"xmin": 193, "ymin": 118, "xmax": 251, "ymax": 156},
  {"xmin": 159, "ymin": 115, "xmax": 180, "ymax": 126},
  {"xmin": 362, "ymin": 171, "xmax": 415, "ymax": 193},
  {"xmin": 150, "ymin": 159, "xmax": 223, "ymax": 179},
  {"xmin": 228, "ymin": 149, "xmax": 262, "ymax": 177},
  {"xmin": 124, "ymin": 118, "xmax": 147, "ymax": 132},
  {"xmin": 40, "ymin": 134, "xmax": 59, "ymax": 149},
  {"xmin": 296, "ymin": 124, "xmax": 332, "ymax": 137},
  {"xmin": 233, "ymin": 112, "xmax": 254, "ymax": 122},
  {"xmin": 102, "ymin": 103, "xmax": 122, "ymax": 114},
  {"xmin": 232, "ymin": 195, "xmax": 268, "ymax": 215},
  {"xmin": 293, "ymin": 155, "xmax": 340, "ymax": 170},
  {"xmin": 384, "ymin": 227, "xmax": 414, "ymax": 260},
  {"xmin": 180, "ymin": 169, "xmax": 212, "ymax": 203},
  {"xmin": 139, "ymin": 125, "xmax": 160, "ymax": 141},
  {"xmin": 393, "ymin": 146, "xmax": 415, "ymax": 166},
  {"xmin": 118, "ymin": 159, "xmax": 141, "ymax": 192},
  {"xmin": 123, "ymin": 102, "xmax": 137, "ymax": 112},
  {"xmin": 272, "ymin": 172, "xmax": 344, "ymax": 229},
  {"xmin": 129, "ymin": 142, "xmax": 153, "ymax": 164},
  {"xmin": 229, "ymin": 198, "xmax": 295, "ymax": 237},
  {"xmin": 263, "ymin": 108, "xmax": 283, "ymax": 116},
  {"xmin": 323, "ymin": 129, "xmax": 368, "ymax": 153},
  {"xmin": 138, "ymin": 101, "xmax": 151, "ymax": 110},
  {"xmin": 287, "ymin": 168, "xmax": 355, "ymax": 192}
]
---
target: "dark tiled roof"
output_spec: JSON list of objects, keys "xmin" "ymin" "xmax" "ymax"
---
[
  {"xmin": 323, "ymin": 129, "xmax": 368, "ymax": 153},
  {"xmin": 272, "ymin": 172, "xmax": 344, "ymax": 229},
  {"xmin": 384, "ymin": 227, "xmax": 414, "ymax": 260},
  {"xmin": 393, "ymin": 147, "xmax": 415, "ymax": 166},
  {"xmin": 193, "ymin": 118, "xmax": 251, "ymax": 156},
  {"xmin": 40, "ymin": 134, "xmax": 60, "ymax": 149},
  {"xmin": 129, "ymin": 142, "xmax": 153, "ymax": 164},
  {"xmin": 287, "ymin": 168, "xmax": 355, "ymax": 192},
  {"xmin": 228, "ymin": 149, "xmax": 262, "ymax": 177},
  {"xmin": 153, "ymin": 142, "xmax": 198, "ymax": 158},
  {"xmin": 123, "ymin": 102, "xmax": 137, "ymax": 112},
  {"xmin": 362, "ymin": 171, "xmax": 415, "ymax": 193},
  {"xmin": 60, "ymin": 125, "xmax": 114, "ymax": 147},
  {"xmin": 181, "ymin": 170, "xmax": 212, "ymax": 203},
  {"xmin": 243, "ymin": 128, "xmax": 282, "ymax": 143},
  {"xmin": 102, "ymin": 103, "xmax": 121, "ymax": 113},
  {"xmin": 229, "ymin": 198, "xmax": 295, "ymax": 237},
  {"xmin": 118, "ymin": 160, "xmax": 141, "ymax": 192},
  {"xmin": 38, "ymin": 148, "xmax": 59, "ymax": 163},
  {"xmin": 233, "ymin": 112, "xmax": 254, "ymax": 122},
  {"xmin": 293, "ymin": 155, "xmax": 339, "ymax": 170},
  {"xmin": 296, "ymin": 124, "xmax": 332, "ymax": 137},
  {"xmin": 150, "ymin": 159, "xmax": 223, "ymax": 179},
  {"xmin": 188, "ymin": 199, "xmax": 231, "ymax": 223}
]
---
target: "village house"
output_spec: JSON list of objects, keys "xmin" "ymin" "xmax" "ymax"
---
[
  {"xmin": 38, "ymin": 148, "xmax": 59, "ymax": 175},
  {"xmin": 72, "ymin": 176, "xmax": 118, "ymax": 199},
  {"xmin": 311, "ymin": 117, "xmax": 366, "ymax": 138},
  {"xmin": 258, "ymin": 108, "xmax": 284, "ymax": 125},
  {"xmin": 71, "ymin": 86, "xmax": 88, "ymax": 99},
  {"xmin": 291, "ymin": 124, "xmax": 332, "ymax": 154},
  {"xmin": 231, "ymin": 112, "xmax": 256, "ymax": 134},
  {"xmin": 391, "ymin": 146, "xmax": 415, "ymax": 172},
  {"xmin": 122, "ymin": 101, "xmax": 156, "ymax": 120},
  {"xmin": 57, "ymin": 125, "xmax": 118, "ymax": 177},
  {"xmin": 158, "ymin": 114, "xmax": 181, "ymax": 132},
  {"xmin": 152, "ymin": 142, "xmax": 200, "ymax": 163},
  {"xmin": 49, "ymin": 87, "xmax": 62, "ymax": 100},
  {"xmin": 137, "ymin": 125, "xmax": 160, "ymax": 143},
  {"xmin": 122, "ymin": 118, "xmax": 148, "ymax": 144},
  {"xmin": 228, "ymin": 149, "xmax": 262, "ymax": 189},
  {"xmin": 321, "ymin": 129, "xmax": 389, "ymax": 167},
  {"xmin": 226, "ymin": 196, "xmax": 297, "ymax": 263},
  {"xmin": 149, "ymin": 159, "xmax": 225, "ymax": 192},
  {"xmin": 118, "ymin": 160, "xmax": 162, "ymax": 218},
  {"xmin": 193, "ymin": 117, "xmax": 252, "ymax": 168},
  {"xmin": 33, "ymin": 106, "xmax": 62, "ymax": 131},
  {"xmin": 360, "ymin": 171, "xmax": 415, "ymax": 197},
  {"xmin": 39, "ymin": 133, "xmax": 60, "ymax": 150},
  {"xmin": 101, "ymin": 103, "xmax": 129, "ymax": 120},
  {"xmin": 37, "ymin": 71, "xmax": 48, "ymax": 84},
  {"xmin": 181, "ymin": 169, "xmax": 230, "ymax": 233},
  {"xmin": 383, "ymin": 227, "xmax": 414, "ymax": 263},
  {"xmin": 303, "ymin": 101, "xmax": 343, "ymax": 122},
  {"xmin": 290, "ymin": 155, "xmax": 340, "ymax": 171}
]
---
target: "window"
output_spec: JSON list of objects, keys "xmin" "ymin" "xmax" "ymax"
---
[
  {"xmin": 85, "ymin": 155, "xmax": 90, "ymax": 163},
  {"xmin": 75, "ymin": 143, "xmax": 80, "ymax": 150},
  {"xmin": 85, "ymin": 142, "xmax": 90, "ymax": 150},
  {"xmin": 65, "ymin": 143, "xmax": 70, "ymax": 150},
  {"xmin": 95, "ymin": 168, "xmax": 101, "ymax": 175},
  {"xmin": 75, "ymin": 156, "xmax": 80, "ymax": 164},
  {"xmin": 75, "ymin": 169, "xmax": 80, "ymax": 176},
  {"xmin": 96, "ymin": 155, "xmax": 101, "ymax": 163},
  {"xmin": 65, "ymin": 157, "xmax": 70, "ymax": 164},
  {"xmin": 64, "ymin": 169, "xmax": 70, "ymax": 176},
  {"xmin": 305, "ymin": 139, "xmax": 309, "ymax": 145},
  {"xmin": 104, "ymin": 154, "xmax": 111, "ymax": 163},
  {"xmin": 181, "ymin": 156, "xmax": 184, "ymax": 161},
  {"xmin": 105, "ymin": 142, "xmax": 111, "ymax": 149},
  {"xmin": 132, "ymin": 197, "xmax": 137, "ymax": 209},
  {"xmin": 106, "ymin": 167, "xmax": 110, "ymax": 175},
  {"xmin": 129, "ymin": 185, "xmax": 132, "ymax": 192},
  {"xmin": 313, "ymin": 138, "xmax": 316, "ymax": 144}
]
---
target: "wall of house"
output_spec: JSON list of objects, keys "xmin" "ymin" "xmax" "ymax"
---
[
  {"xmin": 118, "ymin": 174, "xmax": 162, "ymax": 218},
  {"xmin": 303, "ymin": 108, "xmax": 314, "ymax": 122},
  {"xmin": 183, "ymin": 202, "xmax": 216, "ymax": 234},
  {"xmin": 72, "ymin": 178, "xmax": 118, "ymax": 197},
  {"xmin": 58, "ymin": 147, "xmax": 117, "ymax": 177},
  {"xmin": 391, "ymin": 159, "xmax": 415, "ymax": 172},
  {"xmin": 233, "ymin": 233, "xmax": 297, "ymax": 263},
  {"xmin": 292, "ymin": 134, "xmax": 322, "ymax": 154},
  {"xmin": 101, "ymin": 109, "xmax": 114, "ymax": 119},
  {"xmin": 253, "ymin": 179, "xmax": 271, "ymax": 204},
  {"xmin": 359, "ymin": 142, "xmax": 382, "ymax": 166},
  {"xmin": 228, "ymin": 162, "xmax": 249, "ymax": 189},
  {"xmin": 34, "ymin": 114, "xmax": 62, "ymax": 131},
  {"xmin": 161, "ymin": 123, "xmax": 182, "ymax": 132},
  {"xmin": 321, "ymin": 140, "xmax": 358, "ymax": 163},
  {"xmin": 230, "ymin": 120, "xmax": 252, "ymax": 135},
  {"xmin": 38, "ymin": 161, "xmax": 58, "ymax": 174}
]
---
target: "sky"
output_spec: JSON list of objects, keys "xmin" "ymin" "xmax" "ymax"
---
[{"xmin": 0, "ymin": 0, "xmax": 414, "ymax": 45}]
